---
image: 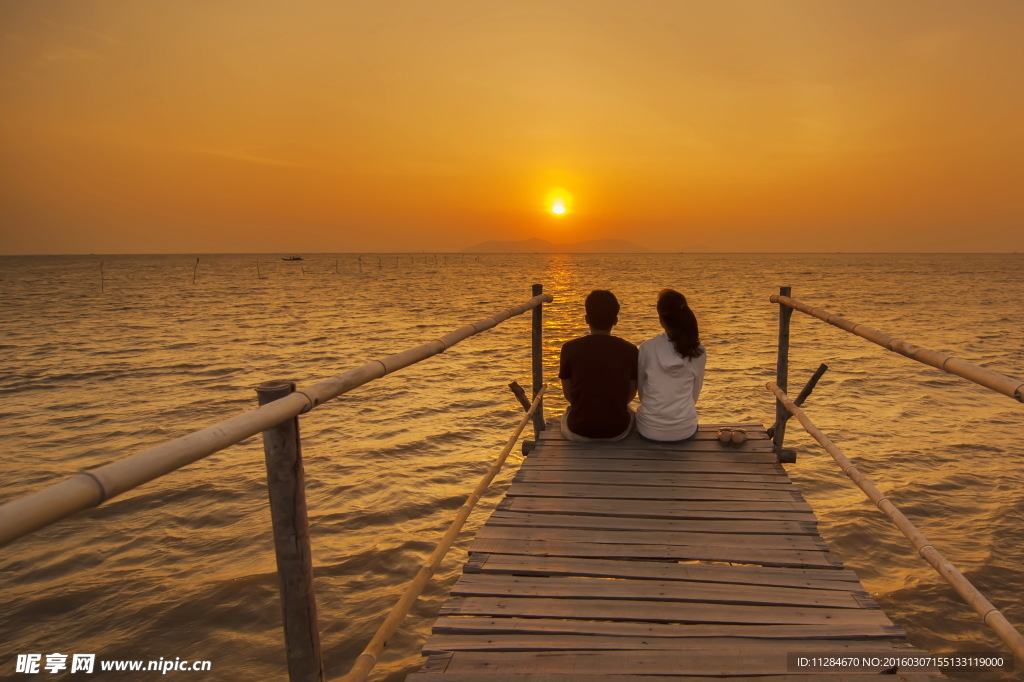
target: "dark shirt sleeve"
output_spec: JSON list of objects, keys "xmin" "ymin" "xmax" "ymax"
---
[{"xmin": 558, "ymin": 342, "xmax": 572, "ymax": 380}]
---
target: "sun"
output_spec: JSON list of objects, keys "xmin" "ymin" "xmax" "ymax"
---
[{"xmin": 546, "ymin": 189, "xmax": 573, "ymax": 217}]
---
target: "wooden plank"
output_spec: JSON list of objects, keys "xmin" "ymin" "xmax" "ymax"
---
[
  {"xmin": 506, "ymin": 482, "xmax": 803, "ymax": 502},
  {"xmin": 450, "ymin": 574, "xmax": 872, "ymax": 608},
  {"xmin": 535, "ymin": 438, "xmax": 774, "ymax": 449},
  {"xmin": 438, "ymin": 597, "xmax": 897, "ymax": 626},
  {"xmin": 532, "ymin": 447, "xmax": 779, "ymax": 463},
  {"xmin": 537, "ymin": 424, "xmax": 770, "ymax": 442},
  {"xmin": 527, "ymin": 437, "xmax": 773, "ymax": 449},
  {"xmin": 468, "ymin": 538, "xmax": 845, "ymax": 568},
  {"xmin": 464, "ymin": 554, "xmax": 863, "ymax": 590},
  {"xmin": 485, "ymin": 511, "xmax": 819, "ymax": 536},
  {"xmin": 514, "ymin": 470, "xmax": 794, "ymax": 488},
  {"xmin": 520, "ymin": 458, "xmax": 785, "ymax": 475},
  {"xmin": 423, "ymin": 634, "xmax": 914, "ymax": 654},
  {"xmin": 475, "ymin": 525, "xmax": 827, "ymax": 551},
  {"xmin": 497, "ymin": 496, "xmax": 816, "ymax": 519},
  {"xmin": 420, "ymin": 649, "xmax": 935, "ymax": 676},
  {"xmin": 413, "ymin": 421, "xmax": 950, "ymax": 680},
  {"xmin": 430, "ymin": 616, "xmax": 905, "ymax": 639}
]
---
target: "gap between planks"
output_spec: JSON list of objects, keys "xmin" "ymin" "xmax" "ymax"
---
[
  {"xmin": 429, "ymin": 616, "xmax": 906, "ymax": 640},
  {"xmin": 464, "ymin": 554, "xmax": 862, "ymax": 589},
  {"xmin": 449, "ymin": 573, "xmax": 876, "ymax": 609}
]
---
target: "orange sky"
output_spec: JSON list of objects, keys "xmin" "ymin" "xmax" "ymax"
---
[{"xmin": 1, "ymin": 1, "xmax": 1022, "ymax": 254}]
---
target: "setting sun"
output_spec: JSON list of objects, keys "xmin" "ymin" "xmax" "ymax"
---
[{"xmin": 546, "ymin": 189, "xmax": 573, "ymax": 217}]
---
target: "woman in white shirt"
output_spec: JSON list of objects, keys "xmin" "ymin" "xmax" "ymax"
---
[{"xmin": 636, "ymin": 289, "xmax": 706, "ymax": 441}]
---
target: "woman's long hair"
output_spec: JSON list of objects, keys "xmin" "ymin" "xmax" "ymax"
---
[{"xmin": 657, "ymin": 289, "xmax": 703, "ymax": 358}]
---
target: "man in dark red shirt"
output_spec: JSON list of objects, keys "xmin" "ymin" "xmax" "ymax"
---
[{"xmin": 558, "ymin": 290, "xmax": 639, "ymax": 441}]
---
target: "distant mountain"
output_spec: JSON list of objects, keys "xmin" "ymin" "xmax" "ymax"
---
[{"xmin": 463, "ymin": 237, "xmax": 650, "ymax": 253}]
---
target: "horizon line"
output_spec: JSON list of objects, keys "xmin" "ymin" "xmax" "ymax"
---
[{"xmin": 2, "ymin": 251, "xmax": 1021, "ymax": 257}]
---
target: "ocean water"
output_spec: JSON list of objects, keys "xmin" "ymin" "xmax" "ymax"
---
[{"xmin": 0, "ymin": 252, "xmax": 1022, "ymax": 681}]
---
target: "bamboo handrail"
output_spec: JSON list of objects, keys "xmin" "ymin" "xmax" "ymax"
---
[
  {"xmin": 767, "ymin": 382, "xmax": 1024, "ymax": 662},
  {"xmin": 0, "ymin": 293, "xmax": 553, "ymax": 548},
  {"xmin": 770, "ymin": 294, "xmax": 1024, "ymax": 402},
  {"xmin": 340, "ymin": 385, "xmax": 547, "ymax": 682}
]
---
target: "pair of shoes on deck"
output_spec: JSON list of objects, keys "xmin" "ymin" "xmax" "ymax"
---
[{"xmin": 717, "ymin": 427, "xmax": 748, "ymax": 446}]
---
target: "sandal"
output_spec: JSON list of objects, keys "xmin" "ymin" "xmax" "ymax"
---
[{"xmin": 717, "ymin": 427, "xmax": 748, "ymax": 446}]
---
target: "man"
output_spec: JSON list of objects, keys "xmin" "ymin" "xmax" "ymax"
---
[{"xmin": 558, "ymin": 290, "xmax": 639, "ymax": 441}]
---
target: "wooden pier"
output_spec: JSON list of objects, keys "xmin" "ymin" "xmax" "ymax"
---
[{"xmin": 409, "ymin": 423, "xmax": 946, "ymax": 680}]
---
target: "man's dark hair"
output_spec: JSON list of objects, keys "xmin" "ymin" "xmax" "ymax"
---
[{"xmin": 585, "ymin": 289, "xmax": 619, "ymax": 330}]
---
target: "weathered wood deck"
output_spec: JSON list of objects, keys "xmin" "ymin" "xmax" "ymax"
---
[{"xmin": 408, "ymin": 423, "xmax": 946, "ymax": 680}]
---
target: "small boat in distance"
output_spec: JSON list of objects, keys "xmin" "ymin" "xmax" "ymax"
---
[{"xmin": 281, "ymin": 256, "xmax": 304, "ymax": 261}]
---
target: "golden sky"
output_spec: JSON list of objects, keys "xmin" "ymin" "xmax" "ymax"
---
[{"xmin": 1, "ymin": 1, "xmax": 1022, "ymax": 253}]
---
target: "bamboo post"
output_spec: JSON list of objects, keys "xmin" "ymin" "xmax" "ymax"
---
[
  {"xmin": 192, "ymin": 257, "xmax": 200, "ymax": 285},
  {"xmin": 100, "ymin": 260, "xmax": 105, "ymax": 293},
  {"xmin": 256, "ymin": 381, "xmax": 324, "ymax": 682},
  {"xmin": 768, "ymin": 382, "xmax": 1024, "ymax": 662},
  {"xmin": 531, "ymin": 283, "xmax": 545, "ymax": 437},
  {"xmin": 256, "ymin": 260, "xmax": 262, "ymax": 280},
  {"xmin": 772, "ymin": 286, "xmax": 793, "ymax": 453},
  {"xmin": 340, "ymin": 386, "xmax": 547, "ymax": 682}
]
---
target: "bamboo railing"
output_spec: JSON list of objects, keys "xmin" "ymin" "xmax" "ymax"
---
[
  {"xmin": 768, "ymin": 382, "xmax": 1024, "ymax": 662},
  {"xmin": 0, "ymin": 288, "xmax": 551, "ymax": 681},
  {"xmin": 341, "ymin": 386, "xmax": 547, "ymax": 682},
  {"xmin": 0, "ymin": 290, "xmax": 551, "ymax": 548},
  {"xmin": 770, "ymin": 293, "xmax": 1024, "ymax": 402},
  {"xmin": 768, "ymin": 289, "xmax": 1024, "ymax": 664}
]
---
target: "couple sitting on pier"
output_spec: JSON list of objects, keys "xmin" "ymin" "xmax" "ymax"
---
[{"xmin": 559, "ymin": 289, "xmax": 711, "ymax": 443}]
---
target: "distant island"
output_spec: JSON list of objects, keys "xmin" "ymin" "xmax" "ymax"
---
[{"xmin": 463, "ymin": 237, "xmax": 650, "ymax": 253}]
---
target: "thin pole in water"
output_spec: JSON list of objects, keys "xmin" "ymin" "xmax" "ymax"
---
[
  {"xmin": 192, "ymin": 258, "xmax": 200, "ymax": 285},
  {"xmin": 256, "ymin": 260, "xmax": 262, "ymax": 280},
  {"xmin": 100, "ymin": 260, "xmax": 105, "ymax": 293},
  {"xmin": 335, "ymin": 258, "xmax": 339, "ymax": 275},
  {"xmin": 358, "ymin": 255, "xmax": 362, "ymax": 272}
]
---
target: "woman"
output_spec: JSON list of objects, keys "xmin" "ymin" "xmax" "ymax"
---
[{"xmin": 636, "ymin": 289, "xmax": 707, "ymax": 441}]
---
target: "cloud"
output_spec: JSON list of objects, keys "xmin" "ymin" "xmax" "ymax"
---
[
  {"xmin": 41, "ymin": 19, "xmax": 121, "ymax": 46},
  {"xmin": 40, "ymin": 45, "xmax": 107, "ymax": 62},
  {"xmin": 193, "ymin": 147, "xmax": 308, "ymax": 169}
]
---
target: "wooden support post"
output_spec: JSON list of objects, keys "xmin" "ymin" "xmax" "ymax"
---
[
  {"xmin": 256, "ymin": 381, "xmax": 324, "ymax": 682},
  {"xmin": 772, "ymin": 286, "xmax": 793, "ymax": 454},
  {"xmin": 507, "ymin": 381, "xmax": 531, "ymax": 413},
  {"xmin": 768, "ymin": 362, "xmax": 828, "ymax": 437},
  {"xmin": 531, "ymin": 284, "xmax": 545, "ymax": 438},
  {"xmin": 794, "ymin": 362, "xmax": 828, "ymax": 407}
]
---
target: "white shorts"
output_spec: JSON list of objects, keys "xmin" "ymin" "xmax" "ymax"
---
[{"xmin": 560, "ymin": 407, "xmax": 634, "ymax": 442}]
